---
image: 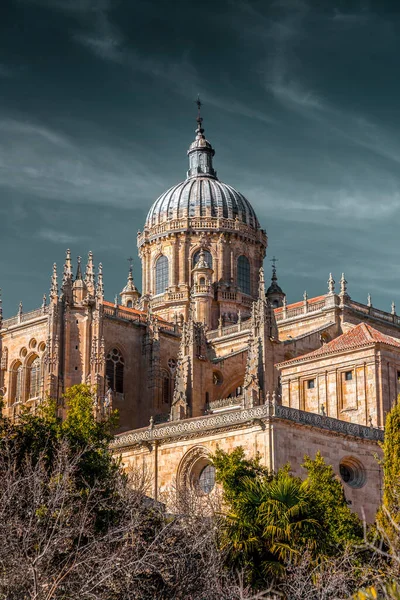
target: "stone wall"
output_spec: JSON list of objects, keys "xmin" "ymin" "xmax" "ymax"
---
[{"xmin": 114, "ymin": 405, "xmax": 382, "ymax": 523}]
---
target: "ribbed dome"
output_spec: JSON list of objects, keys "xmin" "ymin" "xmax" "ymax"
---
[
  {"xmin": 145, "ymin": 177, "xmax": 260, "ymax": 229},
  {"xmin": 144, "ymin": 110, "xmax": 260, "ymax": 231}
]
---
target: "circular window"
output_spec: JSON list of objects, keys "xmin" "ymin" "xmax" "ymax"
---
[
  {"xmin": 339, "ymin": 457, "xmax": 366, "ymax": 489},
  {"xmin": 38, "ymin": 342, "xmax": 46, "ymax": 352},
  {"xmin": 20, "ymin": 347, "xmax": 27, "ymax": 358},
  {"xmin": 168, "ymin": 358, "xmax": 177, "ymax": 371},
  {"xmin": 29, "ymin": 339, "xmax": 37, "ymax": 349},
  {"xmin": 198, "ymin": 464, "xmax": 216, "ymax": 494}
]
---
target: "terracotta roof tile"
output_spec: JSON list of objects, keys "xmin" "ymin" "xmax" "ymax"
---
[{"xmin": 277, "ymin": 322, "xmax": 400, "ymax": 367}]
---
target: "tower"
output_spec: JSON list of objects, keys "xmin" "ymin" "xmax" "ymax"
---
[
  {"xmin": 138, "ymin": 102, "xmax": 267, "ymax": 329},
  {"xmin": 120, "ymin": 260, "xmax": 141, "ymax": 308},
  {"xmin": 266, "ymin": 257, "xmax": 285, "ymax": 308}
]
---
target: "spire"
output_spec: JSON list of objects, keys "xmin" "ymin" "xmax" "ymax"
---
[
  {"xmin": 120, "ymin": 258, "xmax": 141, "ymax": 307},
  {"xmin": 75, "ymin": 256, "xmax": 83, "ymax": 281},
  {"xmin": 187, "ymin": 97, "xmax": 217, "ymax": 179},
  {"xmin": 84, "ymin": 251, "xmax": 95, "ymax": 296},
  {"xmin": 96, "ymin": 263, "xmax": 104, "ymax": 300},
  {"xmin": 50, "ymin": 263, "xmax": 58, "ymax": 301},
  {"xmin": 327, "ymin": 273, "xmax": 335, "ymax": 294},
  {"xmin": 266, "ymin": 257, "xmax": 285, "ymax": 308},
  {"xmin": 63, "ymin": 249, "xmax": 73, "ymax": 282}
]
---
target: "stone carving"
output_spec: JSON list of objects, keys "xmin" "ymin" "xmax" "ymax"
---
[
  {"xmin": 176, "ymin": 445, "xmax": 211, "ymax": 491},
  {"xmin": 170, "ymin": 353, "xmax": 190, "ymax": 421},
  {"xmin": 0, "ymin": 347, "xmax": 8, "ymax": 371},
  {"xmin": 243, "ymin": 331, "xmax": 261, "ymax": 408},
  {"xmin": 112, "ymin": 403, "xmax": 384, "ymax": 449}
]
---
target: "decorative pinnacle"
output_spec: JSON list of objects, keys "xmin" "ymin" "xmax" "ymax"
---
[
  {"xmin": 85, "ymin": 251, "xmax": 95, "ymax": 287},
  {"xmin": 392, "ymin": 301, "xmax": 396, "ymax": 315},
  {"xmin": 303, "ymin": 290, "xmax": 308, "ymax": 302},
  {"xmin": 328, "ymin": 273, "xmax": 335, "ymax": 294},
  {"xmin": 96, "ymin": 263, "xmax": 104, "ymax": 300},
  {"xmin": 18, "ymin": 301, "xmax": 23, "ymax": 314},
  {"xmin": 367, "ymin": 293, "xmax": 372, "ymax": 308},
  {"xmin": 258, "ymin": 267, "xmax": 265, "ymax": 298},
  {"xmin": 42, "ymin": 294, "xmax": 47, "ymax": 309},
  {"xmin": 114, "ymin": 294, "xmax": 118, "ymax": 307},
  {"xmin": 50, "ymin": 263, "xmax": 58, "ymax": 300},
  {"xmin": 62, "ymin": 249, "xmax": 73, "ymax": 287},
  {"xmin": 75, "ymin": 256, "xmax": 83, "ymax": 281},
  {"xmin": 340, "ymin": 273, "xmax": 347, "ymax": 295}
]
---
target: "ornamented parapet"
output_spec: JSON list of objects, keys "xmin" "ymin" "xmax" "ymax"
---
[{"xmin": 112, "ymin": 403, "xmax": 384, "ymax": 449}]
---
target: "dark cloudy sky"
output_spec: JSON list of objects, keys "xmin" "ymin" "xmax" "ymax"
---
[{"xmin": 1, "ymin": 0, "xmax": 400, "ymax": 317}]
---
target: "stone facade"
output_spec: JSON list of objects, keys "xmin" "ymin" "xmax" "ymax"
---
[{"xmin": 0, "ymin": 113, "xmax": 396, "ymax": 521}]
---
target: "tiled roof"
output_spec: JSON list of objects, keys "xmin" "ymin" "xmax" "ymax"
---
[
  {"xmin": 274, "ymin": 295, "xmax": 326, "ymax": 313},
  {"xmin": 277, "ymin": 322, "xmax": 400, "ymax": 367},
  {"xmin": 103, "ymin": 301, "xmax": 171, "ymax": 324}
]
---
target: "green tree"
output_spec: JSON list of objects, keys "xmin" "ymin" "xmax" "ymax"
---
[
  {"xmin": 376, "ymin": 397, "xmax": 400, "ymax": 551},
  {"xmin": 212, "ymin": 447, "xmax": 320, "ymax": 585},
  {"xmin": 302, "ymin": 451, "xmax": 363, "ymax": 552}
]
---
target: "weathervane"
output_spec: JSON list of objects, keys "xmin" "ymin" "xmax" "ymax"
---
[{"xmin": 270, "ymin": 256, "xmax": 278, "ymax": 275}]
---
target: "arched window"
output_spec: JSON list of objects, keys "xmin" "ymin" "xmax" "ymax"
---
[
  {"xmin": 12, "ymin": 363, "xmax": 23, "ymax": 403},
  {"xmin": 155, "ymin": 255, "xmax": 169, "ymax": 295},
  {"xmin": 193, "ymin": 249, "xmax": 212, "ymax": 269},
  {"xmin": 28, "ymin": 357, "xmax": 41, "ymax": 399},
  {"xmin": 126, "ymin": 300, "xmax": 133, "ymax": 308},
  {"xmin": 106, "ymin": 349, "xmax": 124, "ymax": 393},
  {"xmin": 162, "ymin": 371, "xmax": 170, "ymax": 404},
  {"xmin": 237, "ymin": 255, "xmax": 251, "ymax": 295}
]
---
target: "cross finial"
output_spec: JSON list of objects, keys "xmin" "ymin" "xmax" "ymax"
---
[
  {"xmin": 270, "ymin": 256, "xmax": 278, "ymax": 268},
  {"xmin": 196, "ymin": 94, "xmax": 202, "ymax": 116},
  {"xmin": 127, "ymin": 256, "xmax": 133, "ymax": 267}
]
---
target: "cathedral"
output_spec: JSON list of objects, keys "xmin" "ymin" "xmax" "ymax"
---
[{"xmin": 1, "ymin": 107, "xmax": 398, "ymax": 521}]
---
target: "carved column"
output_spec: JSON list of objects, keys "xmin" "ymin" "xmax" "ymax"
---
[{"xmin": 171, "ymin": 234, "xmax": 177, "ymax": 287}]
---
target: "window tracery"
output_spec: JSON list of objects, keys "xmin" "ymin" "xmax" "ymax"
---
[
  {"xmin": 28, "ymin": 357, "xmax": 41, "ymax": 399},
  {"xmin": 106, "ymin": 349, "xmax": 124, "ymax": 394},
  {"xmin": 12, "ymin": 363, "xmax": 23, "ymax": 403},
  {"xmin": 237, "ymin": 255, "xmax": 250, "ymax": 295},
  {"xmin": 155, "ymin": 255, "xmax": 169, "ymax": 295}
]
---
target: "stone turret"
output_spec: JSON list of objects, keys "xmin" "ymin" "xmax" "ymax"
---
[
  {"xmin": 191, "ymin": 249, "xmax": 213, "ymax": 327},
  {"xmin": 120, "ymin": 262, "xmax": 141, "ymax": 308},
  {"xmin": 266, "ymin": 258, "xmax": 285, "ymax": 308}
]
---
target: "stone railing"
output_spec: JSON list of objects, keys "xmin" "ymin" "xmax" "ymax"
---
[
  {"xmin": 193, "ymin": 284, "xmax": 211, "ymax": 294},
  {"xmin": 137, "ymin": 218, "xmax": 267, "ymax": 246},
  {"xmin": 208, "ymin": 396, "xmax": 243, "ymax": 411},
  {"xmin": 207, "ymin": 317, "xmax": 252, "ymax": 340},
  {"xmin": 104, "ymin": 305, "xmax": 148, "ymax": 325},
  {"xmin": 112, "ymin": 403, "xmax": 384, "ymax": 449},
  {"xmin": 103, "ymin": 305, "xmax": 176, "ymax": 335},
  {"xmin": 348, "ymin": 299, "xmax": 400, "ymax": 326},
  {"xmin": 275, "ymin": 298, "xmax": 326, "ymax": 322},
  {"xmin": 2, "ymin": 306, "xmax": 48, "ymax": 329}
]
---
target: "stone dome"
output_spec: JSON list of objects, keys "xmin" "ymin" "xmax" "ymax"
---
[
  {"xmin": 144, "ymin": 112, "xmax": 260, "ymax": 230},
  {"xmin": 145, "ymin": 177, "xmax": 260, "ymax": 229}
]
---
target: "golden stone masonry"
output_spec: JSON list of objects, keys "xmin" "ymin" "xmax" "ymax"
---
[{"xmin": 1, "ymin": 110, "xmax": 395, "ymax": 521}]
